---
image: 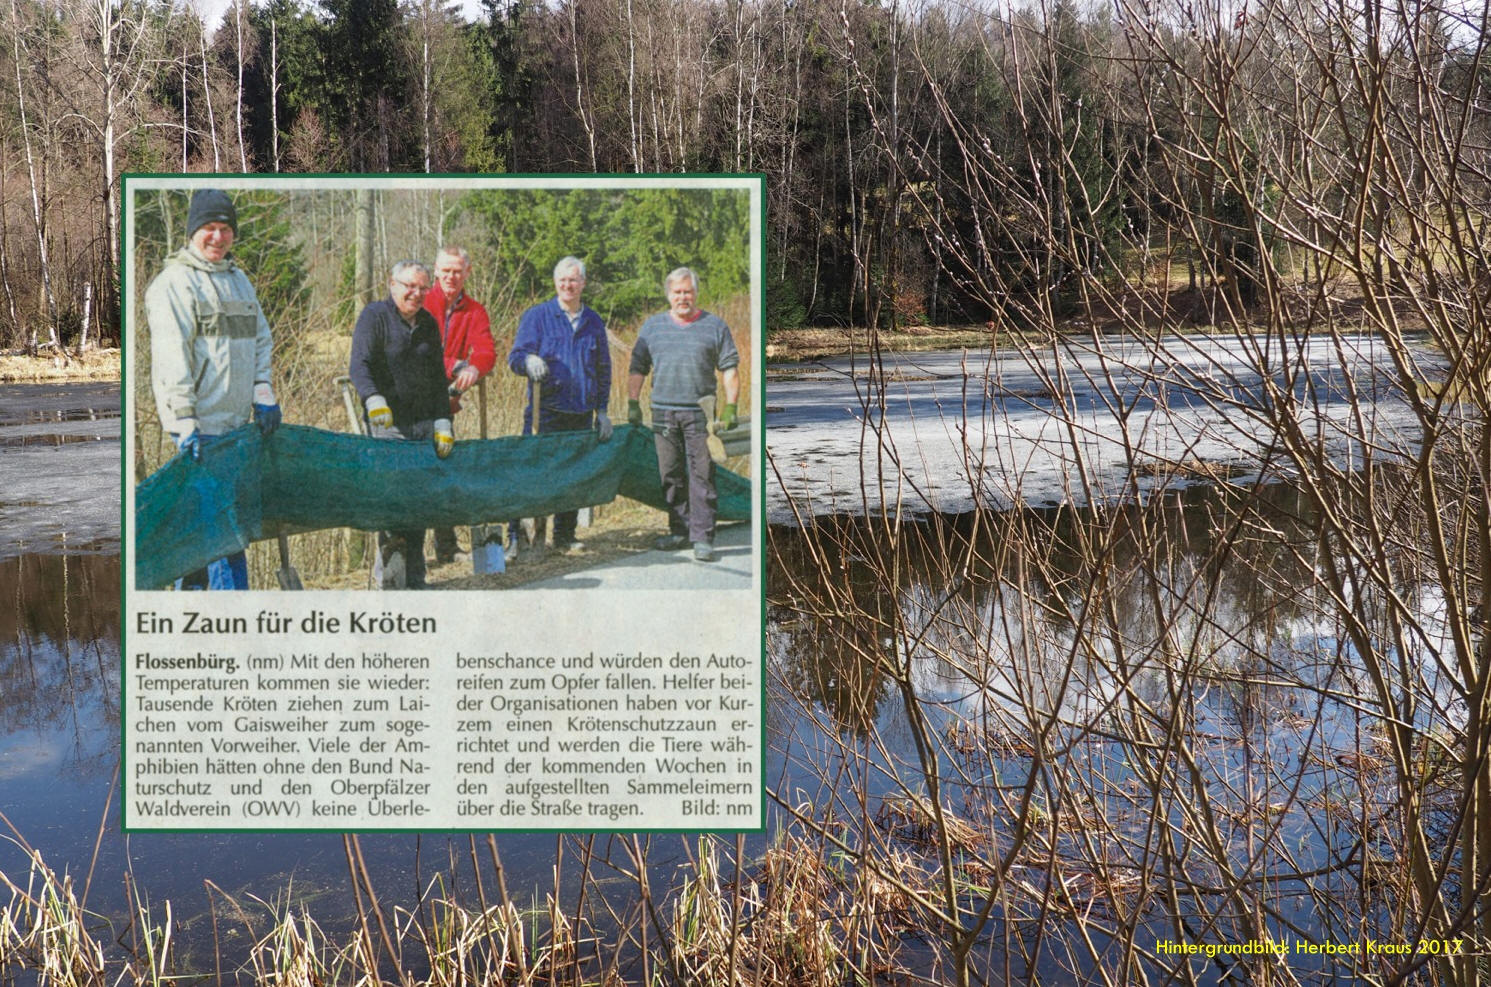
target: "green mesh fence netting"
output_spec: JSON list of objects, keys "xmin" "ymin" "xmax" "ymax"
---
[{"xmin": 135, "ymin": 423, "xmax": 751, "ymax": 588}]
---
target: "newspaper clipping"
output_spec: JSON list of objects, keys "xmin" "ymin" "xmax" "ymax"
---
[{"xmin": 123, "ymin": 175, "xmax": 764, "ymax": 831}]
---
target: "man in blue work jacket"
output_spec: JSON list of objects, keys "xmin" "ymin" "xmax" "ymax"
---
[{"xmin": 507, "ymin": 256, "xmax": 613, "ymax": 554}]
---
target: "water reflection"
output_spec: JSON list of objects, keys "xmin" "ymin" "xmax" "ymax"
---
[
  {"xmin": 0, "ymin": 433, "xmax": 117, "ymax": 448},
  {"xmin": 770, "ymin": 482, "xmax": 1419, "ymax": 735},
  {"xmin": 1, "ymin": 377, "xmax": 1464, "ymax": 981},
  {"xmin": 766, "ymin": 480, "xmax": 1463, "ymax": 975},
  {"xmin": 0, "ymin": 381, "xmax": 120, "ymax": 426},
  {"xmin": 0, "ymin": 554, "xmax": 120, "ymax": 778}
]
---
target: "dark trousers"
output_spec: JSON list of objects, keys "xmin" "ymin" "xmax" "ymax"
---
[
  {"xmin": 653, "ymin": 408, "xmax": 716, "ymax": 545},
  {"xmin": 522, "ymin": 406, "xmax": 593, "ymax": 546},
  {"xmin": 434, "ymin": 526, "xmax": 460, "ymax": 561},
  {"xmin": 371, "ymin": 420, "xmax": 431, "ymax": 587}
]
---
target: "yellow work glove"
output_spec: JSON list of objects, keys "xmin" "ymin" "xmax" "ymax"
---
[
  {"xmin": 366, "ymin": 395, "xmax": 393, "ymax": 429},
  {"xmin": 433, "ymin": 418, "xmax": 454, "ymax": 459}
]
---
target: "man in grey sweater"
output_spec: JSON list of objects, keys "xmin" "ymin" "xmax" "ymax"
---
[{"xmin": 627, "ymin": 267, "xmax": 740, "ymax": 562}]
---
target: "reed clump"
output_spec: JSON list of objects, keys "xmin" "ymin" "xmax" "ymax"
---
[
  {"xmin": 0, "ymin": 851, "xmax": 106, "ymax": 987},
  {"xmin": 0, "ymin": 827, "xmax": 930, "ymax": 987}
]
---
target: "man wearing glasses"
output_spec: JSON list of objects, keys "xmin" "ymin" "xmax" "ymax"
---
[{"xmin": 349, "ymin": 260, "xmax": 453, "ymax": 589}]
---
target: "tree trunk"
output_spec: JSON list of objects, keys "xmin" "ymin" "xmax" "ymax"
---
[
  {"xmin": 94, "ymin": 0, "xmax": 123, "ymax": 345},
  {"xmin": 79, "ymin": 282, "xmax": 93, "ymax": 354},
  {"xmin": 356, "ymin": 190, "xmax": 375, "ymax": 308},
  {"xmin": 8, "ymin": 0, "xmax": 59, "ymax": 360},
  {"xmin": 235, "ymin": 0, "xmax": 248, "ymax": 171},
  {"xmin": 567, "ymin": 1, "xmax": 597, "ymax": 170},
  {"xmin": 622, "ymin": 0, "xmax": 640, "ymax": 171},
  {"xmin": 421, "ymin": 1, "xmax": 432, "ymax": 173},
  {"xmin": 180, "ymin": 48, "xmax": 188, "ymax": 171},
  {"xmin": 199, "ymin": 17, "xmax": 221, "ymax": 169},
  {"xmin": 270, "ymin": 16, "xmax": 280, "ymax": 172},
  {"xmin": 0, "ymin": 156, "xmax": 18, "ymax": 347}
]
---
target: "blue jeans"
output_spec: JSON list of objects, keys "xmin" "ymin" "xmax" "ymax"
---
[{"xmin": 177, "ymin": 554, "xmax": 249, "ymax": 591}]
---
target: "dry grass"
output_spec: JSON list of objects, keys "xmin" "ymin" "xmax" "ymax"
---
[
  {"xmin": 765, "ymin": 326, "xmax": 997, "ymax": 363},
  {"xmin": 0, "ymin": 349, "xmax": 120, "ymax": 382},
  {"xmin": 0, "ymin": 850, "xmax": 106, "ymax": 986},
  {"xmin": 874, "ymin": 794, "xmax": 986, "ymax": 853},
  {"xmin": 0, "ymin": 831, "xmax": 924, "ymax": 987}
]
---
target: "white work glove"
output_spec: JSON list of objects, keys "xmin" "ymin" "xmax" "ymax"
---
[
  {"xmin": 595, "ymin": 411, "xmax": 613, "ymax": 442},
  {"xmin": 524, "ymin": 354, "xmax": 549, "ymax": 381},
  {"xmin": 433, "ymin": 418, "xmax": 454, "ymax": 459},
  {"xmin": 365, "ymin": 395, "xmax": 393, "ymax": 428}
]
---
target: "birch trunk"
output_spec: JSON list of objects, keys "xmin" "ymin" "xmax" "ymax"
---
[{"xmin": 8, "ymin": 0, "xmax": 60, "ymax": 359}]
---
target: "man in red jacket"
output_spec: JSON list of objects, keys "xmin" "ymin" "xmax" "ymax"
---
[{"xmin": 424, "ymin": 245, "xmax": 497, "ymax": 564}]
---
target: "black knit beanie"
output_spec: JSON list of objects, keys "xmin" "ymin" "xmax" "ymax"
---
[{"xmin": 187, "ymin": 189, "xmax": 237, "ymax": 237}]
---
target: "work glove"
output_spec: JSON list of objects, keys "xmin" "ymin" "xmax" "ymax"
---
[
  {"xmin": 252, "ymin": 381, "xmax": 281, "ymax": 435},
  {"xmin": 627, "ymin": 399, "xmax": 643, "ymax": 426},
  {"xmin": 433, "ymin": 418, "xmax": 454, "ymax": 459},
  {"xmin": 174, "ymin": 427, "xmax": 202, "ymax": 462},
  {"xmin": 451, "ymin": 362, "xmax": 479, "ymax": 392},
  {"xmin": 595, "ymin": 411, "xmax": 613, "ymax": 442},
  {"xmin": 365, "ymin": 395, "xmax": 393, "ymax": 429},
  {"xmin": 524, "ymin": 354, "xmax": 549, "ymax": 381},
  {"xmin": 719, "ymin": 402, "xmax": 738, "ymax": 430}
]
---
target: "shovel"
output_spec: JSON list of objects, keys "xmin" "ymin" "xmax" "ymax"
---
[
  {"xmin": 335, "ymin": 375, "xmax": 380, "ymax": 588},
  {"xmin": 468, "ymin": 379, "xmax": 505, "ymax": 573},
  {"xmin": 276, "ymin": 532, "xmax": 304, "ymax": 590},
  {"xmin": 523, "ymin": 379, "xmax": 548, "ymax": 549},
  {"xmin": 697, "ymin": 395, "xmax": 728, "ymax": 464},
  {"xmin": 336, "ymin": 375, "xmax": 366, "ymax": 436}
]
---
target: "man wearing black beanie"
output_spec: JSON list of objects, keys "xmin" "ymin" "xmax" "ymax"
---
[{"xmin": 146, "ymin": 188, "xmax": 281, "ymax": 590}]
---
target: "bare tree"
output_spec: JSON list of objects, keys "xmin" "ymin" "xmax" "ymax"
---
[
  {"xmin": 232, "ymin": 0, "xmax": 252, "ymax": 171},
  {"xmin": 59, "ymin": 0, "xmax": 168, "ymax": 345},
  {"xmin": 7, "ymin": 0, "xmax": 60, "ymax": 357},
  {"xmin": 268, "ymin": 13, "xmax": 281, "ymax": 171},
  {"xmin": 194, "ymin": 7, "xmax": 221, "ymax": 169}
]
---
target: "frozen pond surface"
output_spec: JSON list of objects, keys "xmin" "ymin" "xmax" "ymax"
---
[
  {"xmin": 0, "ymin": 382, "xmax": 120, "ymax": 554},
  {"xmin": 765, "ymin": 332, "xmax": 1425, "ymax": 522}
]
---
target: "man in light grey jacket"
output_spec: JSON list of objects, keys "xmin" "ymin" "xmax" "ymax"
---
[{"xmin": 146, "ymin": 188, "xmax": 280, "ymax": 589}]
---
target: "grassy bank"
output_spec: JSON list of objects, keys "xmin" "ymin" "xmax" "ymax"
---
[
  {"xmin": 0, "ymin": 350, "xmax": 120, "ymax": 383},
  {"xmin": 0, "ymin": 823, "xmax": 947, "ymax": 986}
]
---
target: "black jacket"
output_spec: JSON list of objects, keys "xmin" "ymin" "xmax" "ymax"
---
[{"xmin": 349, "ymin": 299, "xmax": 448, "ymax": 428}]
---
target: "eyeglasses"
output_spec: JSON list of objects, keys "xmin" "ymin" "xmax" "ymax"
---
[{"xmin": 393, "ymin": 279, "xmax": 430, "ymax": 293}]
